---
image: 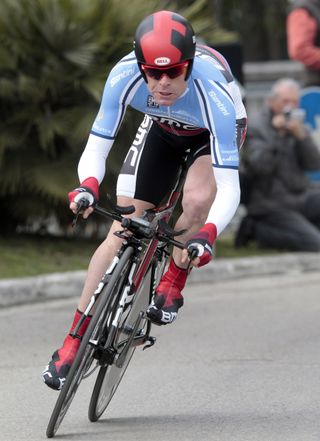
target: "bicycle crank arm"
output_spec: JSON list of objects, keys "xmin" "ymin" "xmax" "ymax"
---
[
  {"xmin": 142, "ymin": 336, "xmax": 157, "ymax": 350},
  {"xmin": 120, "ymin": 326, "xmax": 157, "ymax": 350}
]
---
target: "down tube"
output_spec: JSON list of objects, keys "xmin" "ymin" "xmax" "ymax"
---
[{"xmin": 132, "ymin": 238, "xmax": 159, "ymax": 290}]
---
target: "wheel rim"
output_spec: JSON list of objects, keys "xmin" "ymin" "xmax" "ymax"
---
[{"xmin": 96, "ymin": 347, "xmax": 135, "ymax": 418}]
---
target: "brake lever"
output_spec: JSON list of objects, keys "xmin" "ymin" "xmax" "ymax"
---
[
  {"xmin": 72, "ymin": 199, "xmax": 90, "ymax": 227},
  {"xmin": 186, "ymin": 246, "xmax": 199, "ymax": 272},
  {"xmin": 72, "ymin": 210, "xmax": 81, "ymax": 228}
]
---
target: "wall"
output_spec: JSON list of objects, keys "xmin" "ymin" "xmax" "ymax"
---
[{"xmin": 243, "ymin": 60, "xmax": 305, "ymax": 118}]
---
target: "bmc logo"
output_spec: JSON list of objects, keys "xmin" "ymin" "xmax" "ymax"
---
[
  {"xmin": 147, "ymin": 95, "xmax": 159, "ymax": 108},
  {"xmin": 154, "ymin": 57, "xmax": 171, "ymax": 66}
]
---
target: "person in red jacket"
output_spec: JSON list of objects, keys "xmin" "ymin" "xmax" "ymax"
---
[{"xmin": 287, "ymin": 0, "xmax": 320, "ymax": 86}]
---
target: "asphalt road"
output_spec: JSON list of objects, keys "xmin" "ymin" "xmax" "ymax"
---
[{"xmin": 1, "ymin": 271, "xmax": 320, "ymax": 441}]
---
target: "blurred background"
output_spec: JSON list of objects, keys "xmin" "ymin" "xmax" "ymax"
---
[{"xmin": 0, "ymin": 0, "xmax": 317, "ymax": 277}]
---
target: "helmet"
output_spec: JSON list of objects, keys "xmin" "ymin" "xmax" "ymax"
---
[{"xmin": 134, "ymin": 10, "xmax": 196, "ymax": 80}]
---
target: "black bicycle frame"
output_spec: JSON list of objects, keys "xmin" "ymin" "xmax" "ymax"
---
[
  {"xmin": 72, "ymin": 157, "xmax": 188, "ymax": 339},
  {"xmin": 129, "ymin": 158, "xmax": 187, "ymax": 291}
]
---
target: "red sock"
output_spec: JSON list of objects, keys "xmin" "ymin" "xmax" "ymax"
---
[
  {"xmin": 55, "ymin": 309, "xmax": 91, "ymax": 370},
  {"xmin": 68, "ymin": 309, "xmax": 92, "ymax": 337},
  {"xmin": 156, "ymin": 259, "xmax": 189, "ymax": 306}
]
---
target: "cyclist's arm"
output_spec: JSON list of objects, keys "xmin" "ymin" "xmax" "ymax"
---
[
  {"xmin": 209, "ymin": 77, "xmax": 246, "ymax": 235},
  {"xmin": 206, "ymin": 167, "xmax": 240, "ymax": 236},
  {"xmin": 77, "ymin": 134, "xmax": 113, "ymax": 185},
  {"xmin": 183, "ymin": 59, "xmax": 246, "ymax": 264},
  {"xmin": 196, "ymin": 45, "xmax": 247, "ymax": 150},
  {"xmin": 194, "ymin": 77, "xmax": 245, "ymax": 237},
  {"xmin": 76, "ymin": 54, "xmax": 142, "ymax": 191},
  {"xmin": 208, "ymin": 87, "xmax": 244, "ymax": 236}
]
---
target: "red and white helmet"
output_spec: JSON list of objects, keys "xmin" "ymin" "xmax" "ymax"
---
[{"xmin": 134, "ymin": 10, "xmax": 196, "ymax": 80}]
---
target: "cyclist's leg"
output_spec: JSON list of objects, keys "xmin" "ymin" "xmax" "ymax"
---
[
  {"xmin": 173, "ymin": 154, "xmax": 216, "ymax": 264},
  {"xmin": 42, "ymin": 309, "xmax": 92, "ymax": 390},
  {"xmin": 43, "ymin": 116, "xmax": 179, "ymax": 387},
  {"xmin": 42, "ymin": 198, "xmax": 152, "ymax": 390},
  {"xmin": 78, "ymin": 115, "xmax": 181, "ymax": 310},
  {"xmin": 77, "ymin": 197, "xmax": 154, "ymax": 311},
  {"xmin": 148, "ymin": 154, "xmax": 216, "ymax": 325}
]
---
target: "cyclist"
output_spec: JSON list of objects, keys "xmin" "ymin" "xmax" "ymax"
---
[{"xmin": 43, "ymin": 10, "xmax": 247, "ymax": 390}]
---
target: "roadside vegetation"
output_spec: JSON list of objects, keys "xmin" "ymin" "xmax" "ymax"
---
[
  {"xmin": 0, "ymin": 234, "xmax": 99, "ymax": 279},
  {"xmin": 0, "ymin": 0, "xmax": 288, "ymax": 279},
  {"xmin": 0, "ymin": 0, "xmax": 235, "ymax": 234},
  {"xmin": 0, "ymin": 0, "xmax": 289, "ymax": 234}
]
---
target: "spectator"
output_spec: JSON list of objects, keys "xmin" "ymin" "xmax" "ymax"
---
[
  {"xmin": 287, "ymin": 0, "xmax": 320, "ymax": 86},
  {"xmin": 235, "ymin": 78, "xmax": 320, "ymax": 252}
]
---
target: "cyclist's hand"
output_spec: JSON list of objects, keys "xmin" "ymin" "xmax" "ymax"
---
[
  {"xmin": 182, "ymin": 223, "xmax": 217, "ymax": 268},
  {"xmin": 68, "ymin": 177, "xmax": 99, "ymax": 219}
]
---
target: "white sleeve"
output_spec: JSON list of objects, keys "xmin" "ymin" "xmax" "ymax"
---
[
  {"xmin": 77, "ymin": 133, "xmax": 114, "ymax": 184},
  {"xmin": 206, "ymin": 167, "xmax": 240, "ymax": 236},
  {"xmin": 229, "ymin": 80, "xmax": 247, "ymax": 149},
  {"xmin": 229, "ymin": 80, "xmax": 247, "ymax": 120}
]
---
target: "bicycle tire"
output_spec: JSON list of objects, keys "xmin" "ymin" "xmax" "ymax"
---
[
  {"xmin": 46, "ymin": 246, "xmax": 135, "ymax": 438},
  {"xmin": 88, "ymin": 260, "xmax": 154, "ymax": 422}
]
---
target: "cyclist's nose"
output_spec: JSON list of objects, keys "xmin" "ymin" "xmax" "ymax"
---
[{"xmin": 158, "ymin": 73, "xmax": 171, "ymax": 83}]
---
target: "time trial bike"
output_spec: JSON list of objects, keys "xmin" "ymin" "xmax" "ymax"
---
[{"xmin": 46, "ymin": 157, "xmax": 198, "ymax": 438}]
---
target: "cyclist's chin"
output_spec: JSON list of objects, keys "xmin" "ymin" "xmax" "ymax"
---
[{"xmin": 153, "ymin": 92, "xmax": 177, "ymax": 106}]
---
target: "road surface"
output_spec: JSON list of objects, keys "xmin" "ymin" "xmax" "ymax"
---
[{"xmin": 1, "ymin": 271, "xmax": 320, "ymax": 441}]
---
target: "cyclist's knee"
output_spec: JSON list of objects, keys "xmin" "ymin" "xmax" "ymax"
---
[{"xmin": 182, "ymin": 192, "xmax": 212, "ymax": 226}]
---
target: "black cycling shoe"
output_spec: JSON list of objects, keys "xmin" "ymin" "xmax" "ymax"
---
[
  {"xmin": 147, "ymin": 292, "xmax": 184, "ymax": 325},
  {"xmin": 42, "ymin": 350, "xmax": 74, "ymax": 391}
]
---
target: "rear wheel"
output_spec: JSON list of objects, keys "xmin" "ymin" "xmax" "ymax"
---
[{"xmin": 46, "ymin": 247, "xmax": 134, "ymax": 438}]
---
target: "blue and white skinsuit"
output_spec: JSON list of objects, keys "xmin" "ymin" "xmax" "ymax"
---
[{"xmin": 77, "ymin": 45, "xmax": 247, "ymax": 237}]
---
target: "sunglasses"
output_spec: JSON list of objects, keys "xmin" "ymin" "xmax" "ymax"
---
[{"xmin": 141, "ymin": 62, "xmax": 188, "ymax": 80}]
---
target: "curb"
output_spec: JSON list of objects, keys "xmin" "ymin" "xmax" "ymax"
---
[
  {"xmin": 1, "ymin": 253, "xmax": 319, "ymax": 308},
  {"xmin": 189, "ymin": 252, "xmax": 320, "ymax": 284},
  {"xmin": 0, "ymin": 271, "xmax": 86, "ymax": 308}
]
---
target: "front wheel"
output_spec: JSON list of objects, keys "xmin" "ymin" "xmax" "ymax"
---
[
  {"xmin": 88, "ymin": 265, "xmax": 153, "ymax": 422},
  {"xmin": 88, "ymin": 346, "xmax": 136, "ymax": 422},
  {"xmin": 46, "ymin": 246, "xmax": 134, "ymax": 438}
]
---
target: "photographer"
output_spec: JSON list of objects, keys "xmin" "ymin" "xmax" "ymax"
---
[{"xmin": 237, "ymin": 78, "xmax": 320, "ymax": 251}]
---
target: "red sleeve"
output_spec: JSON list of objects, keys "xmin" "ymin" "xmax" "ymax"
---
[{"xmin": 287, "ymin": 9, "xmax": 320, "ymax": 70}]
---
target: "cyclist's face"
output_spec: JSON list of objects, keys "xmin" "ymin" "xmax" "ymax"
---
[{"xmin": 144, "ymin": 68, "xmax": 188, "ymax": 106}]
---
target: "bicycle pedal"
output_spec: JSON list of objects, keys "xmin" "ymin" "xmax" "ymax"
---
[{"xmin": 143, "ymin": 336, "xmax": 156, "ymax": 350}]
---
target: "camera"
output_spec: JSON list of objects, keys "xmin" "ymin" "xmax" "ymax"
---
[{"xmin": 283, "ymin": 107, "xmax": 305, "ymax": 122}]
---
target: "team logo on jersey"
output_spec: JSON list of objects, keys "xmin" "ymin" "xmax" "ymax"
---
[
  {"xmin": 154, "ymin": 57, "xmax": 171, "ymax": 66},
  {"xmin": 208, "ymin": 90, "xmax": 230, "ymax": 116},
  {"xmin": 150, "ymin": 115, "xmax": 199, "ymax": 131},
  {"xmin": 110, "ymin": 68, "xmax": 134, "ymax": 87},
  {"xmin": 147, "ymin": 95, "xmax": 159, "ymax": 108}
]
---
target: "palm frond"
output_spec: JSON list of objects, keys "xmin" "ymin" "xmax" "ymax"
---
[{"xmin": 0, "ymin": 0, "xmax": 228, "ymax": 231}]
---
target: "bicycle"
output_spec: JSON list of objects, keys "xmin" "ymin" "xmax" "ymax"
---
[{"xmin": 46, "ymin": 158, "xmax": 198, "ymax": 438}]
